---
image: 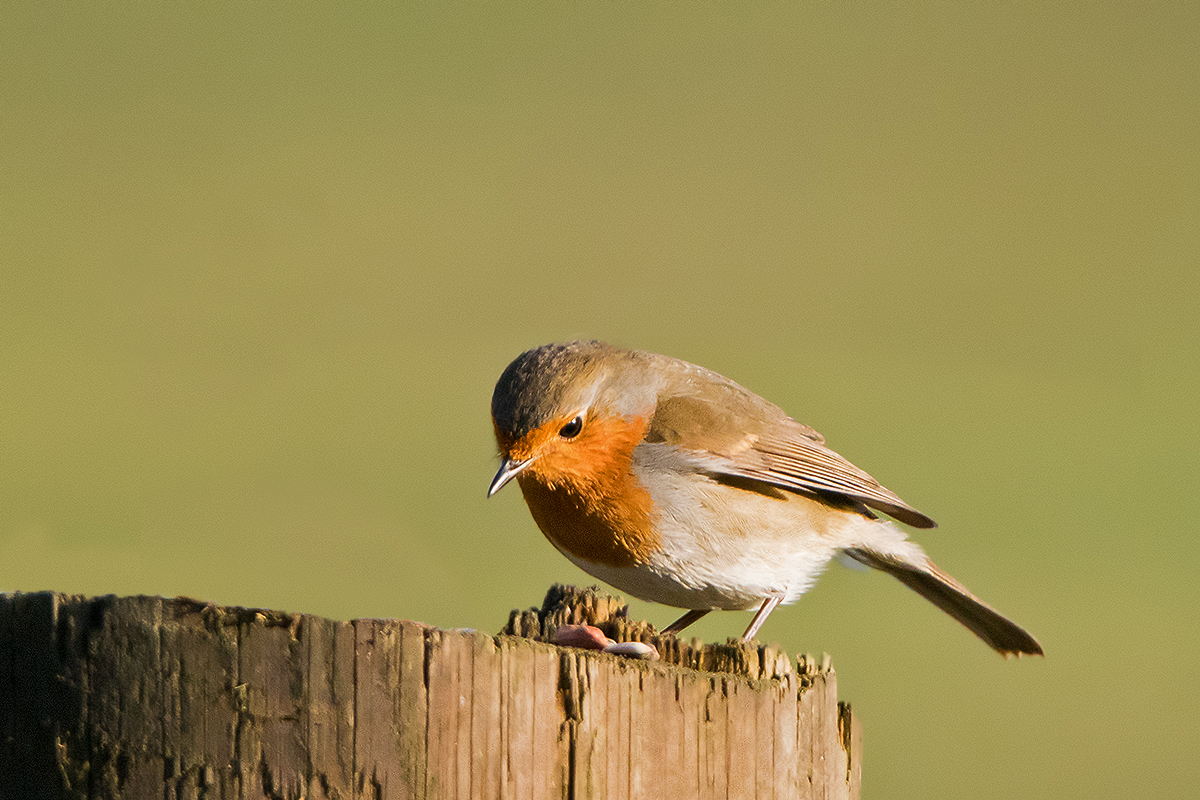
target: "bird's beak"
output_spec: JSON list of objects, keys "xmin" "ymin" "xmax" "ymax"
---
[{"xmin": 488, "ymin": 456, "xmax": 536, "ymax": 497}]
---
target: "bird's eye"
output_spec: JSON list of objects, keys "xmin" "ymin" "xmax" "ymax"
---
[{"xmin": 558, "ymin": 416, "xmax": 584, "ymax": 439}]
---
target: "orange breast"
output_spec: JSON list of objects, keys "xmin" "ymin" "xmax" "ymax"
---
[{"xmin": 515, "ymin": 414, "xmax": 659, "ymax": 568}]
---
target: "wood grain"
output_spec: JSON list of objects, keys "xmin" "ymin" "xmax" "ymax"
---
[{"xmin": 0, "ymin": 587, "xmax": 859, "ymax": 799}]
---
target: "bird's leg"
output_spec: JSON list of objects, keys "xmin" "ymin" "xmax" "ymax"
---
[
  {"xmin": 662, "ymin": 609, "xmax": 710, "ymax": 635},
  {"xmin": 740, "ymin": 596, "xmax": 783, "ymax": 642}
]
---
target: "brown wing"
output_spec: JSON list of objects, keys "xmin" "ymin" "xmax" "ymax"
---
[{"xmin": 645, "ymin": 388, "xmax": 936, "ymax": 529}]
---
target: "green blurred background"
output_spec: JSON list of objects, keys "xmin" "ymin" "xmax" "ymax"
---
[{"xmin": 3, "ymin": 3, "xmax": 1196, "ymax": 797}]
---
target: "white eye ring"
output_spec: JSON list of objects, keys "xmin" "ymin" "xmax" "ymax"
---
[{"xmin": 558, "ymin": 415, "xmax": 584, "ymax": 439}]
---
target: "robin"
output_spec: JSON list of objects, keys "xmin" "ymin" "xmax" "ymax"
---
[{"xmin": 488, "ymin": 340, "xmax": 1042, "ymax": 656}]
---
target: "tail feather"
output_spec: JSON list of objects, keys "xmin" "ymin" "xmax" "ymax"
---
[{"xmin": 844, "ymin": 547, "xmax": 1043, "ymax": 657}]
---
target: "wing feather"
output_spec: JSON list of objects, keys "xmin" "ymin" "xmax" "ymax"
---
[{"xmin": 645, "ymin": 387, "xmax": 936, "ymax": 529}]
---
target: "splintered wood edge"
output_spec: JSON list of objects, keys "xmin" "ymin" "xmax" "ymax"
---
[{"xmin": 502, "ymin": 583, "xmax": 835, "ymax": 682}]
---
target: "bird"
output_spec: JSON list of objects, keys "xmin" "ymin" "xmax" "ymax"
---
[{"xmin": 488, "ymin": 340, "xmax": 1042, "ymax": 656}]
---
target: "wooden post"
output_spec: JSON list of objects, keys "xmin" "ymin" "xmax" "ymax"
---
[{"xmin": 0, "ymin": 586, "xmax": 860, "ymax": 799}]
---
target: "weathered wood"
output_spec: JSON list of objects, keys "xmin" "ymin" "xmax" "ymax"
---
[
  {"xmin": 305, "ymin": 615, "xmax": 354, "ymax": 799},
  {"xmin": 0, "ymin": 586, "xmax": 860, "ymax": 799},
  {"xmin": 353, "ymin": 618, "xmax": 428, "ymax": 799}
]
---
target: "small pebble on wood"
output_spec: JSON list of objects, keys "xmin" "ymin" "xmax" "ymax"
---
[{"xmin": 551, "ymin": 623, "xmax": 661, "ymax": 659}]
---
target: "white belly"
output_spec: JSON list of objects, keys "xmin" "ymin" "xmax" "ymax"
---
[{"xmin": 559, "ymin": 468, "xmax": 854, "ymax": 611}]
